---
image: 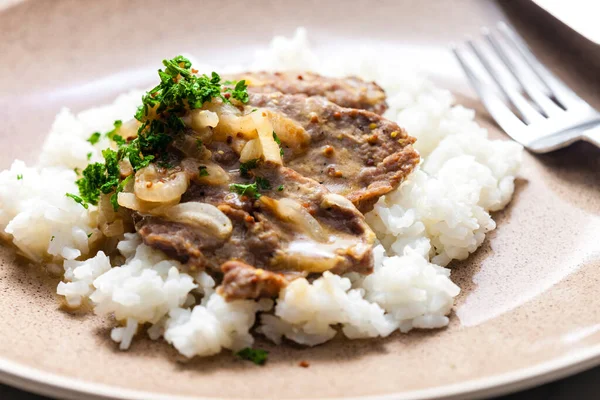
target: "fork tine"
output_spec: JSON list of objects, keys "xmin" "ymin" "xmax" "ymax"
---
[
  {"xmin": 467, "ymin": 39, "xmax": 544, "ymax": 124},
  {"xmin": 483, "ymin": 28, "xmax": 563, "ymax": 117},
  {"xmin": 497, "ymin": 22, "xmax": 583, "ymax": 109},
  {"xmin": 452, "ymin": 45, "xmax": 526, "ymax": 137}
]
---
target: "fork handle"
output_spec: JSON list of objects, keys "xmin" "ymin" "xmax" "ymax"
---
[{"xmin": 583, "ymin": 126, "xmax": 600, "ymax": 149}]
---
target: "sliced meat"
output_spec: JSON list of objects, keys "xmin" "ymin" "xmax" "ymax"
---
[
  {"xmin": 135, "ymin": 164, "xmax": 376, "ymax": 299},
  {"xmin": 125, "ymin": 75, "xmax": 418, "ymax": 301},
  {"xmin": 247, "ymin": 93, "xmax": 420, "ymax": 212},
  {"xmin": 217, "ymin": 260, "xmax": 290, "ymax": 300},
  {"xmin": 227, "ymin": 71, "xmax": 388, "ymax": 114}
]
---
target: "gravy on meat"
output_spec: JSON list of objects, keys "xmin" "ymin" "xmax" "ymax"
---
[{"xmin": 118, "ymin": 71, "xmax": 419, "ymax": 300}]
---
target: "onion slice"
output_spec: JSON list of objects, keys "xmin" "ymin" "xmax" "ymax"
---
[
  {"xmin": 163, "ymin": 202, "xmax": 232, "ymax": 239},
  {"xmin": 260, "ymin": 196, "xmax": 327, "ymax": 242},
  {"xmin": 239, "ymin": 139, "xmax": 262, "ymax": 162},
  {"xmin": 252, "ymin": 112, "xmax": 282, "ymax": 165},
  {"xmin": 134, "ymin": 164, "xmax": 189, "ymax": 203}
]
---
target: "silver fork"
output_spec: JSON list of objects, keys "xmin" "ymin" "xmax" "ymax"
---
[{"xmin": 453, "ymin": 22, "xmax": 600, "ymax": 153}]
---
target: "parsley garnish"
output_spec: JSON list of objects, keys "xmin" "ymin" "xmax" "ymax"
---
[
  {"xmin": 106, "ymin": 120, "xmax": 123, "ymax": 140},
  {"xmin": 86, "ymin": 152, "xmax": 92, "ymax": 160},
  {"xmin": 229, "ymin": 182, "xmax": 260, "ymax": 199},
  {"xmin": 230, "ymin": 176, "xmax": 271, "ymax": 199},
  {"xmin": 256, "ymin": 176, "xmax": 271, "ymax": 190},
  {"xmin": 236, "ymin": 348, "xmax": 268, "ymax": 365},
  {"xmin": 66, "ymin": 193, "xmax": 89, "ymax": 209},
  {"xmin": 272, "ymin": 131, "xmax": 284, "ymax": 156},
  {"xmin": 87, "ymin": 132, "xmax": 101, "ymax": 145},
  {"xmin": 87, "ymin": 232, "xmax": 93, "ymax": 238},
  {"xmin": 198, "ymin": 165, "xmax": 209, "ymax": 177},
  {"xmin": 16, "ymin": 174, "xmax": 23, "ymax": 180},
  {"xmin": 228, "ymin": 80, "xmax": 249, "ymax": 103},
  {"xmin": 239, "ymin": 158, "xmax": 260, "ymax": 178},
  {"xmin": 50, "ymin": 235, "xmax": 55, "ymax": 241},
  {"xmin": 277, "ymin": 184, "xmax": 284, "ymax": 191},
  {"xmin": 112, "ymin": 135, "xmax": 126, "ymax": 146},
  {"xmin": 71, "ymin": 56, "xmax": 247, "ymax": 209}
]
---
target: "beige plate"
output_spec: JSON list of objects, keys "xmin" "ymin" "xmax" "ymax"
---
[{"xmin": 1, "ymin": 0, "xmax": 599, "ymax": 399}]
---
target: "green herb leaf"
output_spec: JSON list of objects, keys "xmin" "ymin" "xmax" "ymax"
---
[
  {"xmin": 73, "ymin": 56, "xmax": 242, "ymax": 210},
  {"xmin": 272, "ymin": 131, "xmax": 284, "ymax": 156},
  {"xmin": 277, "ymin": 184, "xmax": 284, "ymax": 191},
  {"xmin": 50, "ymin": 235, "xmax": 55, "ymax": 241},
  {"xmin": 87, "ymin": 132, "xmax": 101, "ymax": 145},
  {"xmin": 106, "ymin": 120, "xmax": 123, "ymax": 141},
  {"xmin": 230, "ymin": 80, "xmax": 249, "ymax": 103},
  {"xmin": 66, "ymin": 193, "xmax": 89, "ymax": 209},
  {"xmin": 239, "ymin": 158, "xmax": 260, "ymax": 178},
  {"xmin": 229, "ymin": 182, "xmax": 260, "ymax": 199},
  {"xmin": 198, "ymin": 165, "xmax": 209, "ymax": 177},
  {"xmin": 16, "ymin": 174, "xmax": 23, "ymax": 180},
  {"xmin": 112, "ymin": 135, "xmax": 126, "ymax": 146},
  {"xmin": 236, "ymin": 348, "xmax": 268, "ymax": 365},
  {"xmin": 87, "ymin": 232, "xmax": 93, "ymax": 238},
  {"xmin": 86, "ymin": 152, "xmax": 92, "ymax": 161},
  {"xmin": 256, "ymin": 176, "xmax": 271, "ymax": 190}
]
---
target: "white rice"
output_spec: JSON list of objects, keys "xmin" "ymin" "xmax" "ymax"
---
[{"xmin": 0, "ymin": 28, "xmax": 522, "ymax": 357}]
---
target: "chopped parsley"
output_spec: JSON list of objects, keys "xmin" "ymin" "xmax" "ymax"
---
[
  {"xmin": 66, "ymin": 193, "xmax": 89, "ymax": 209},
  {"xmin": 86, "ymin": 152, "xmax": 92, "ymax": 161},
  {"xmin": 272, "ymin": 131, "xmax": 284, "ymax": 156},
  {"xmin": 229, "ymin": 182, "xmax": 260, "ymax": 199},
  {"xmin": 87, "ymin": 232, "xmax": 93, "ymax": 238},
  {"xmin": 236, "ymin": 348, "xmax": 268, "ymax": 365},
  {"xmin": 239, "ymin": 158, "xmax": 260, "ymax": 178},
  {"xmin": 105, "ymin": 120, "xmax": 123, "ymax": 141},
  {"xmin": 112, "ymin": 135, "xmax": 126, "ymax": 146},
  {"xmin": 277, "ymin": 184, "xmax": 284, "ymax": 191},
  {"xmin": 87, "ymin": 132, "xmax": 101, "ymax": 145},
  {"xmin": 230, "ymin": 176, "xmax": 271, "ymax": 199},
  {"xmin": 198, "ymin": 165, "xmax": 209, "ymax": 177},
  {"xmin": 70, "ymin": 56, "xmax": 248, "ymax": 209},
  {"xmin": 16, "ymin": 174, "xmax": 23, "ymax": 180},
  {"xmin": 227, "ymin": 80, "xmax": 249, "ymax": 103},
  {"xmin": 50, "ymin": 235, "xmax": 55, "ymax": 241},
  {"xmin": 256, "ymin": 176, "xmax": 271, "ymax": 190}
]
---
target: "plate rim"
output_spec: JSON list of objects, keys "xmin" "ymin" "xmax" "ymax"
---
[{"xmin": 2, "ymin": 344, "xmax": 600, "ymax": 400}]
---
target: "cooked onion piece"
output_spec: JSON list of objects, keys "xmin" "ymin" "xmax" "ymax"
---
[
  {"xmin": 117, "ymin": 192, "xmax": 179, "ymax": 214},
  {"xmin": 181, "ymin": 158, "xmax": 229, "ymax": 185},
  {"xmin": 263, "ymin": 110, "xmax": 310, "ymax": 150},
  {"xmin": 102, "ymin": 219, "xmax": 125, "ymax": 238},
  {"xmin": 260, "ymin": 196, "xmax": 327, "ymax": 242},
  {"xmin": 275, "ymin": 240, "xmax": 347, "ymax": 273},
  {"xmin": 189, "ymin": 109, "xmax": 219, "ymax": 130},
  {"xmin": 214, "ymin": 113, "xmax": 258, "ymax": 141},
  {"xmin": 163, "ymin": 202, "xmax": 232, "ymax": 239},
  {"xmin": 252, "ymin": 112, "xmax": 282, "ymax": 165},
  {"xmin": 171, "ymin": 134, "xmax": 209, "ymax": 159},
  {"xmin": 239, "ymin": 139, "xmax": 262, "ymax": 162},
  {"xmin": 134, "ymin": 164, "xmax": 189, "ymax": 203},
  {"xmin": 118, "ymin": 159, "xmax": 133, "ymax": 178}
]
